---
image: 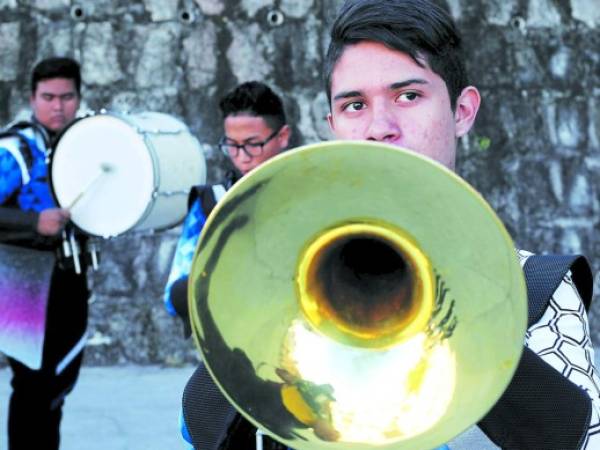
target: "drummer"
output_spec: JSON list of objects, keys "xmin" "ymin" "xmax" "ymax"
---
[{"xmin": 0, "ymin": 56, "xmax": 90, "ymax": 450}]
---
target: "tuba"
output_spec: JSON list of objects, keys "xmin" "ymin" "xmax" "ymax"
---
[{"xmin": 188, "ymin": 141, "xmax": 527, "ymax": 450}]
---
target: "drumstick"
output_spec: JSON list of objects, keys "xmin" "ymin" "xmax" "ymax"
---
[{"xmin": 68, "ymin": 163, "xmax": 113, "ymax": 210}]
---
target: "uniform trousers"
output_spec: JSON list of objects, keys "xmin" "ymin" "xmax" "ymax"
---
[{"xmin": 7, "ymin": 262, "xmax": 88, "ymax": 450}]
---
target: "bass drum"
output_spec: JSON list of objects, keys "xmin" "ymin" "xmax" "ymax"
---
[{"xmin": 50, "ymin": 111, "xmax": 207, "ymax": 238}]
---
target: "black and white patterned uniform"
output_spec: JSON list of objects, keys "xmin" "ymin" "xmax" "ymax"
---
[{"xmin": 518, "ymin": 250, "xmax": 600, "ymax": 449}]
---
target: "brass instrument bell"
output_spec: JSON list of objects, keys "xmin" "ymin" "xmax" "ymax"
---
[{"xmin": 189, "ymin": 141, "xmax": 527, "ymax": 450}]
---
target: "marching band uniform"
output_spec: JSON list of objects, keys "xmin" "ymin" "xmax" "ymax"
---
[
  {"xmin": 459, "ymin": 250, "xmax": 600, "ymax": 449},
  {"xmin": 164, "ymin": 170, "xmax": 238, "ymax": 321},
  {"xmin": 0, "ymin": 119, "xmax": 89, "ymax": 449},
  {"xmin": 166, "ymin": 174, "xmax": 600, "ymax": 449}
]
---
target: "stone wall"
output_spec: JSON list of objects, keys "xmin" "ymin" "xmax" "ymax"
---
[{"xmin": 0, "ymin": 0, "xmax": 598, "ymax": 365}]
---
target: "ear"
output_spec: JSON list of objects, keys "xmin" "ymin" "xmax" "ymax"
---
[
  {"xmin": 454, "ymin": 86, "xmax": 481, "ymax": 138},
  {"xmin": 327, "ymin": 112, "xmax": 334, "ymax": 133},
  {"xmin": 278, "ymin": 124, "xmax": 291, "ymax": 149}
]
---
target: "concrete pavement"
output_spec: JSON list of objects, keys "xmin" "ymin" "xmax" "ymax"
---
[
  {"xmin": 2, "ymin": 349, "xmax": 599, "ymax": 450},
  {"xmin": 0, "ymin": 365, "xmax": 195, "ymax": 450}
]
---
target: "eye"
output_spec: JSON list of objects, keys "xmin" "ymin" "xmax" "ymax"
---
[
  {"xmin": 397, "ymin": 91, "xmax": 421, "ymax": 103},
  {"xmin": 224, "ymin": 140, "xmax": 239, "ymax": 148},
  {"xmin": 343, "ymin": 101, "xmax": 366, "ymax": 112}
]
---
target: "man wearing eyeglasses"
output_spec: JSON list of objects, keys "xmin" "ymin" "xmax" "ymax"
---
[
  {"xmin": 164, "ymin": 80, "xmax": 291, "ymax": 321},
  {"xmin": 218, "ymin": 83, "xmax": 290, "ymax": 176},
  {"xmin": 163, "ymin": 81, "xmax": 292, "ymax": 450}
]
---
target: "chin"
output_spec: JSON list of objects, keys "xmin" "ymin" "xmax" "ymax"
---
[{"xmin": 45, "ymin": 122, "xmax": 66, "ymax": 132}]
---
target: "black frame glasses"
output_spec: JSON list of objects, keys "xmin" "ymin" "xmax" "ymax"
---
[{"xmin": 218, "ymin": 127, "xmax": 281, "ymax": 158}]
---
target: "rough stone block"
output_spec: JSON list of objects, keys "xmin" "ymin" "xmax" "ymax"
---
[
  {"xmin": 134, "ymin": 23, "xmax": 181, "ymax": 88},
  {"xmin": 555, "ymin": 98, "xmax": 587, "ymax": 149},
  {"xmin": 280, "ymin": 0, "xmax": 314, "ymax": 18},
  {"xmin": 0, "ymin": 0, "xmax": 17, "ymax": 9},
  {"xmin": 240, "ymin": 0, "xmax": 271, "ymax": 18},
  {"xmin": 567, "ymin": 173, "xmax": 594, "ymax": 216},
  {"xmin": 267, "ymin": 15, "xmax": 322, "ymax": 89},
  {"xmin": 483, "ymin": 0, "xmax": 517, "ymax": 26},
  {"xmin": 183, "ymin": 22, "xmax": 218, "ymax": 89},
  {"xmin": 0, "ymin": 22, "xmax": 19, "ymax": 81},
  {"xmin": 590, "ymin": 96, "xmax": 600, "ymax": 148},
  {"xmin": 445, "ymin": 0, "xmax": 462, "ymax": 20},
  {"xmin": 26, "ymin": 0, "xmax": 68, "ymax": 10},
  {"xmin": 36, "ymin": 21, "xmax": 72, "ymax": 58},
  {"xmin": 143, "ymin": 0, "xmax": 179, "ymax": 22},
  {"xmin": 226, "ymin": 22, "xmax": 273, "ymax": 84},
  {"xmin": 527, "ymin": 0, "xmax": 562, "ymax": 28},
  {"xmin": 193, "ymin": 0, "xmax": 224, "ymax": 16},
  {"xmin": 571, "ymin": 0, "xmax": 600, "ymax": 28},
  {"xmin": 82, "ymin": 22, "xmax": 123, "ymax": 85}
]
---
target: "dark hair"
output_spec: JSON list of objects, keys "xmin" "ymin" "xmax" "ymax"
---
[
  {"xmin": 219, "ymin": 81, "xmax": 287, "ymax": 132},
  {"xmin": 324, "ymin": 0, "xmax": 469, "ymax": 109},
  {"xmin": 31, "ymin": 57, "xmax": 82, "ymax": 95}
]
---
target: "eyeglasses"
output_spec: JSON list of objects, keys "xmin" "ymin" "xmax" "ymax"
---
[{"xmin": 218, "ymin": 127, "xmax": 281, "ymax": 158}]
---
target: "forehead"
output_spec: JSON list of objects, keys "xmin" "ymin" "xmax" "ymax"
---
[
  {"xmin": 33, "ymin": 77, "xmax": 77, "ymax": 95},
  {"xmin": 330, "ymin": 41, "xmax": 445, "ymax": 97},
  {"xmin": 224, "ymin": 114, "xmax": 272, "ymax": 136}
]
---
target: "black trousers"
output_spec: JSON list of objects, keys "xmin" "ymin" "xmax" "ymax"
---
[{"xmin": 7, "ymin": 263, "xmax": 88, "ymax": 450}]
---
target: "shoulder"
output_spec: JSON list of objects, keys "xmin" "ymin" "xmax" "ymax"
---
[
  {"xmin": 0, "ymin": 122, "xmax": 46, "ymax": 154},
  {"xmin": 0, "ymin": 134, "xmax": 21, "ymax": 155},
  {"xmin": 188, "ymin": 183, "xmax": 228, "ymax": 211},
  {"xmin": 517, "ymin": 250, "xmax": 593, "ymax": 326},
  {"xmin": 516, "ymin": 248, "xmax": 534, "ymax": 265},
  {"xmin": 519, "ymin": 249, "xmax": 593, "ymax": 313},
  {"xmin": 0, "ymin": 132, "xmax": 30, "ymax": 187}
]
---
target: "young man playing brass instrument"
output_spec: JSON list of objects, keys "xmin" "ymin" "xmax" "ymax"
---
[
  {"xmin": 324, "ymin": 1, "xmax": 599, "ymax": 449},
  {"xmin": 180, "ymin": 1, "xmax": 599, "ymax": 449}
]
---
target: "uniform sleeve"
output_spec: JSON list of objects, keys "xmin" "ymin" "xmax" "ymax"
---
[
  {"xmin": 163, "ymin": 199, "xmax": 207, "ymax": 316},
  {"xmin": 0, "ymin": 206, "xmax": 38, "ymax": 231},
  {"xmin": 0, "ymin": 146, "xmax": 24, "ymax": 205},
  {"xmin": 526, "ymin": 272, "xmax": 600, "ymax": 448}
]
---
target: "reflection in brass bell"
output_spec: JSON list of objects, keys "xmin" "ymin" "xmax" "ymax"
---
[{"xmin": 189, "ymin": 141, "xmax": 527, "ymax": 450}]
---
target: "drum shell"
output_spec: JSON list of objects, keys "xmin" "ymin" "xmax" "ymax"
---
[{"xmin": 50, "ymin": 112, "xmax": 207, "ymax": 238}]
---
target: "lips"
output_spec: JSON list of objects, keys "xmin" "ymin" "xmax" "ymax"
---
[{"xmin": 48, "ymin": 116, "xmax": 67, "ymax": 130}]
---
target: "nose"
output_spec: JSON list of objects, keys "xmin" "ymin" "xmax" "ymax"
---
[
  {"xmin": 51, "ymin": 97, "xmax": 64, "ymax": 111},
  {"xmin": 365, "ymin": 103, "xmax": 401, "ymax": 143},
  {"xmin": 235, "ymin": 146, "xmax": 254, "ymax": 162}
]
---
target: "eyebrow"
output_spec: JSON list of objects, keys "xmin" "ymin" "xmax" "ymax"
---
[
  {"xmin": 224, "ymin": 134, "xmax": 261, "ymax": 143},
  {"xmin": 40, "ymin": 92, "xmax": 76, "ymax": 97},
  {"xmin": 332, "ymin": 78, "xmax": 429, "ymax": 102}
]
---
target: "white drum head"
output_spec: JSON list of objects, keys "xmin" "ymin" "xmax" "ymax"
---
[{"xmin": 51, "ymin": 114, "xmax": 155, "ymax": 237}]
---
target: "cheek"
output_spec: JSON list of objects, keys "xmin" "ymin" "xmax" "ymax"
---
[
  {"xmin": 400, "ymin": 115, "xmax": 455, "ymax": 164},
  {"xmin": 67, "ymin": 100, "xmax": 79, "ymax": 113},
  {"xmin": 230, "ymin": 154, "xmax": 244, "ymax": 166},
  {"xmin": 333, "ymin": 117, "xmax": 364, "ymax": 139},
  {"xmin": 34, "ymin": 102, "xmax": 50, "ymax": 114},
  {"xmin": 415, "ymin": 113, "xmax": 454, "ymax": 145}
]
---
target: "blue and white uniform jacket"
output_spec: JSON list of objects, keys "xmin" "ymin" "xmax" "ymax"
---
[{"xmin": 0, "ymin": 120, "xmax": 55, "ymax": 224}]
